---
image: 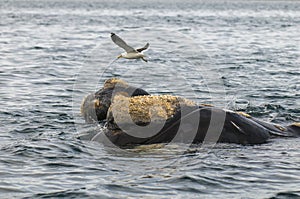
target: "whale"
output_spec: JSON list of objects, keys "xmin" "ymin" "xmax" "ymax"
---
[{"xmin": 80, "ymin": 78, "xmax": 300, "ymax": 148}]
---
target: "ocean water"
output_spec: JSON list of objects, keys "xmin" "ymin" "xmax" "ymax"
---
[{"xmin": 0, "ymin": 0, "xmax": 300, "ymax": 198}]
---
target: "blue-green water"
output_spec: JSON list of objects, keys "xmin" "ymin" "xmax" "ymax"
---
[{"xmin": 0, "ymin": 0, "xmax": 299, "ymax": 198}]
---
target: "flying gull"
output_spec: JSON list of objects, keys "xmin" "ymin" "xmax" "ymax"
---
[{"xmin": 111, "ymin": 33, "xmax": 149, "ymax": 62}]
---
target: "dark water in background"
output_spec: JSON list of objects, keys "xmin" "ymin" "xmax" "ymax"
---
[{"xmin": 0, "ymin": 0, "xmax": 300, "ymax": 198}]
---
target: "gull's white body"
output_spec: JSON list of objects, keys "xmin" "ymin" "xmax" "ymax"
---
[
  {"xmin": 120, "ymin": 52, "xmax": 145, "ymax": 59},
  {"xmin": 111, "ymin": 33, "xmax": 149, "ymax": 62}
]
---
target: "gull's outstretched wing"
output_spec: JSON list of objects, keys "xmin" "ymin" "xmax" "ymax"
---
[
  {"xmin": 111, "ymin": 33, "xmax": 135, "ymax": 53},
  {"xmin": 136, "ymin": 43, "xmax": 149, "ymax": 52}
]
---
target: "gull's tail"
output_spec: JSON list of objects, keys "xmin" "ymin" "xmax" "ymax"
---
[{"xmin": 141, "ymin": 57, "xmax": 148, "ymax": 62}]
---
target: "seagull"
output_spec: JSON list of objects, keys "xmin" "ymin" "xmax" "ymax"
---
[{"xmin": 111, "ymin": 32, "xmax": 149, "ymax": 62}]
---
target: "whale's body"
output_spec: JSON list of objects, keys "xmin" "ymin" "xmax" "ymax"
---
[{"xmin": 80, "ymin": 78, "xmax": 300, "ymax": 148}]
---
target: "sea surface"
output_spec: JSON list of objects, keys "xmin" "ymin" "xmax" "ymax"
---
[{"xmin": 0, "ymin": 0, "xmax": 300, "ymax": 198}]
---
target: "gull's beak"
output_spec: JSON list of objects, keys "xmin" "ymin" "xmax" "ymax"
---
[{"xmin": 117, "ymin": 54, "xmax": 122, "ymax": 59}]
